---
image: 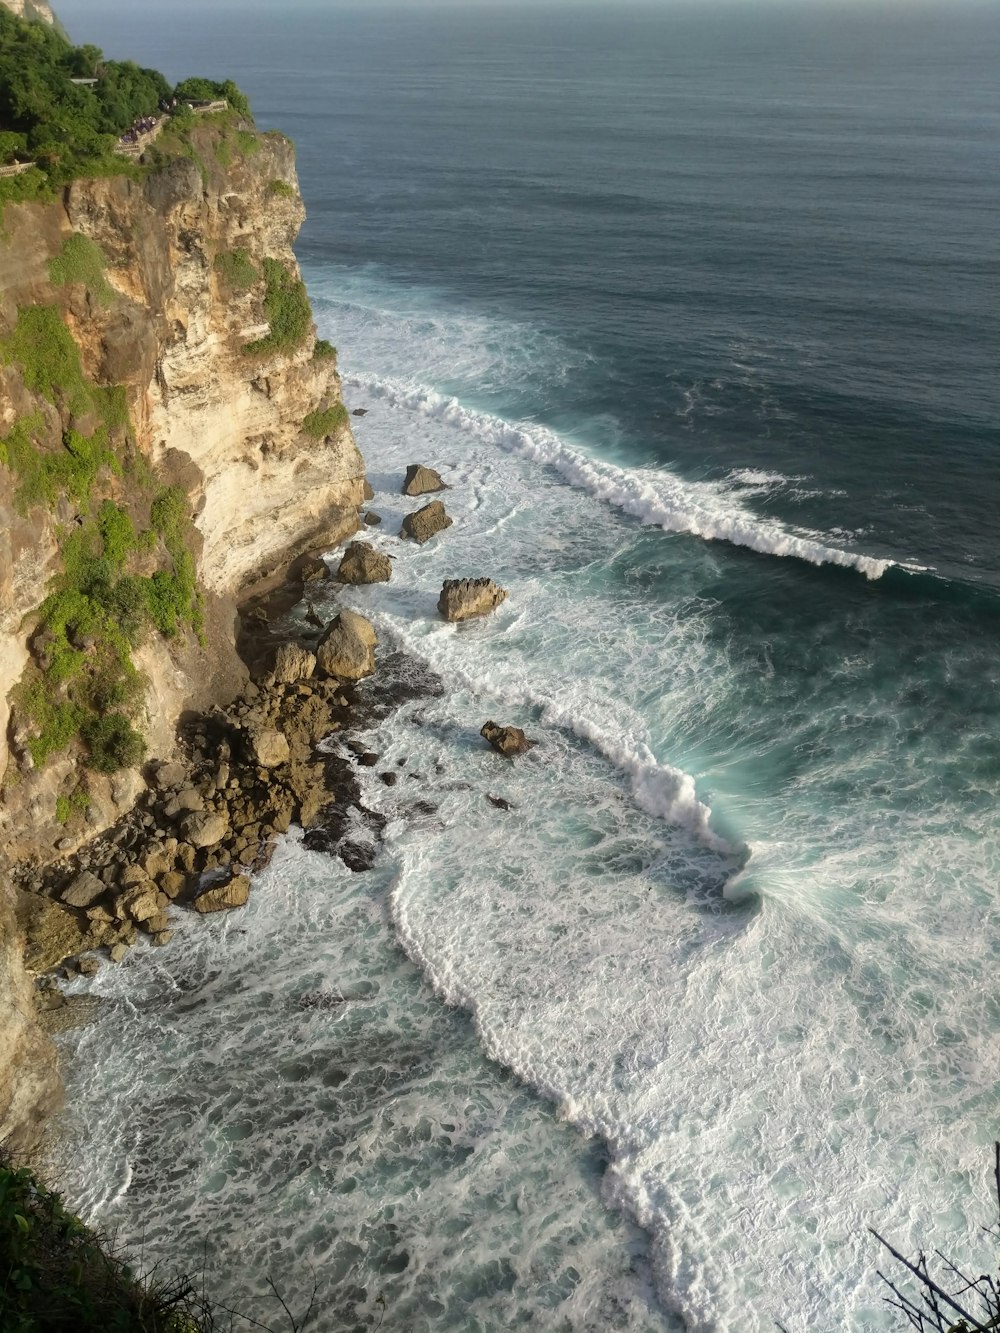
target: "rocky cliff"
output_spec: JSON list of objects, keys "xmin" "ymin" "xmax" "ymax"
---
[
  {"xmin": 0, "ymin": 111, "xmax": 366, "ymax": 1148},
  {"xmin": 0, "ymin": 0, "xmax": 57, "ymax": 26}
]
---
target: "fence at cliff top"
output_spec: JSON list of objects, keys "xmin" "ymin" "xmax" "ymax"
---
[
  {"xmin": 113, "ymin": 101, "xmax": 229, "ymax": 157},
  {"xmin": 0, "ymin": 161, "xmax": 37, "ymax": 177}
]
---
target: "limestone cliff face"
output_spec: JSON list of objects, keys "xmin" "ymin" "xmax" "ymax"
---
[
  {"xmin": 0, "ymin": 116, "xmax": 366, "ymax": 1146},
  {"xmin": 0, "ymin": 0, "xmax": 57, "ymax": 24}
]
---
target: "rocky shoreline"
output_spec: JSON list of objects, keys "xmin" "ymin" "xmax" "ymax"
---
[{"xmin": 12, "ymin": 462, "xmax": 522, "ymax": 1041}]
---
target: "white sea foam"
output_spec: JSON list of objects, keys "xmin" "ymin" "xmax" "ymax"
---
[{"xmin": 343, "ymin": 371, "xmax": 895, "ymax": 580}]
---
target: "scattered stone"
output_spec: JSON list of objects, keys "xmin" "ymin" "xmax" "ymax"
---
[
  {"xmin": 248, "ymin": 727, "xmax": 290, "ymax": 768},
  {"xmin": 400, "ymin": 500, "xmax": 453, "ymax": 545},
  {"xmin": 352, "ymin": 407, "xmax": 368, "ymax": 417},
  {"xmin": 357, "ymin": 752, "xmax": 379, "ymax": 767},
  {"xmin": 151, "ymin": 761, "xmax": 187, "ymax": 791},
  {"xmin": 158, "ymin": 871, "xmax": 187, "ymax": 899},
  {"xmin": 177, "ymin": 843, "xmax": 197, "ymax": 874},
  {"xmin": 61, "ymin": 871, "xmax": 106, "ymax": 909},
  {"xmin": 402, "ymin": 463, "xmax": 446, "ymax": 496},
  {"xmin": 142, "ymin": 845, "xmax": 175, "ymax": 879},
  {"xmin": 118, "ymin": 881, "xmax": 161, "ymax": 923},
  {"xmin": 193, "ymin": 873, "xmax": 251, "ymax": 914},
  {"xmin": 181, "ymin": 811, "xmax": 229, "ymax": 849},
  {"xmin": 163, "ymin": 788, "xmax": 204, "ymax": 819},
  {"xmin": 487, "ymin": 794, "xmax": 513, "ymax": 810},
  {"xmin": 316, "ymin": 610, "xmax": 377, "ymax": 681},
  {"xmin": 481, "ymin": 721, "xmax": 536, "ymax": 757},
  {"xmin": 119, "ymin": 864, "xmax": 147, "ymax": 888},
  {"xmin": 109, "ymin": 943, "xmax": 129, "ymax": 963},
  {"xmin": 380, "ymin": 771, "xmax": 398, "ymax": 787},
  {"xmin": 152, "ymin": 930, "xmax": 173, "ymax": 947},
  {"xmin": 143, "ymin": 911, "xmax": 171, "ymax": 934},
  {"xmin": 271, "ymin": 643, "xmax": 316, "ymax": 685},
  {"xmin": 336, "ymin": 540, "xmax": 392, "ymax": 585},
  {"xmin": 438, "ymin": 578, "xmax": 508, "ymax": 623},
  {"xmin": 56, "ymin": 836, "xmax": 75, "ymax": 852},
  {"xmin": 363, "ymin": 510, "xmax": 381, "ymax": 526}
]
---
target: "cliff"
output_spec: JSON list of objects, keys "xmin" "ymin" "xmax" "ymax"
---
[{"xmin": 0, "ymin": 110, "xmax": 366, "ymax": 1148}]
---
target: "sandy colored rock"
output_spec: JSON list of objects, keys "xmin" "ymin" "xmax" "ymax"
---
[
  {"xmin": 193, "ymin": 873, "xmax": 251, "ymax": 914},
  {"xmin": 118, "ymin": 881, "xmax": 161, "ymax": 924},
  {"xmin": 158, "ymin": 870, "xmax": 187, "ymax": 900},
  {"xmin": 402, "ymin": 464, "xmax": 446, "ymax": 496},
  {"xmin": 61, "ymin": 871, "xmax": 106, "ymax": 909},
  {"xmin": 336, "ymin": 540, "xmax": 392, "ymax": 585},
  {"xmin": 271, "ymin": 643, "xmax": 316, "ymax": 684},
  {"xmin": 150, "ymin": 761, "xmax": 187, "ymax": 791},
  {"xmin": 164, "ymin": 788, "xmax": 204, "ymax": 819},
  {"xmin": 363, "ymin": 511, "xmax": 381, "ymax": 526},
  {"xmin": 109, "ymin": 943, "xmax": 129, "ymax": 963},
  {"xmin": 481, "ymin": 721, "xmax": 537, "ymax": 757},
  {"xmin": 315, "ymin": 610, "xmax": 377, "ymax": 681},
  {"xmin": 16, "ymin": 891, "xmax": 90, "ymax": 974},
  {"xmin": 438, "ymin": 578, "xmax": 508, "ymax": 623},
  {"xmin": 249, "ymin": 727, "xmax": 290, "ymax": 768},
  {"xmin": 181, "ymin": 811, "xmax": 229, "ymax": 849},
  {"xmin": 400, "ymin": 500, "xmax": 453, "ymax": 545}
]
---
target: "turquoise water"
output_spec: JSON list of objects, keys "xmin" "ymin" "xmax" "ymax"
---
[{"xmin": 52, "ymin": 2, "xmax": 1000, "ymax": 1328}]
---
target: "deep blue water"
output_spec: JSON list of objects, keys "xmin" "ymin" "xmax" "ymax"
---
[{"xmin": 50, "ymin": 3, "xmax": 1000, "ymax": 1329}]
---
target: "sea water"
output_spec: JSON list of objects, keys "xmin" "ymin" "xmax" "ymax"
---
[{"xmin": 50, "ymin": 2, "xmax": 1000, "ymax": 1328}]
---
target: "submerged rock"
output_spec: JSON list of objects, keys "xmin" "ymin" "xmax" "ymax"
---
[
  {"xmin": 481, "ymin": 721, "xmax": 536, "ymax": 757},
  {"xmin": 400, "ymin": 500, "xmax": 453, "ymax": 545},
  {"xmin": 402, "ymin": 463, "xmax": 446, "ymax": 496},
  {"xmin": 336, "ymin": 540, "xmax": 392, "ymax": 585},
  {"xmin": 438, "ymin": 578, "xmax": 508, "ymax": 623}
]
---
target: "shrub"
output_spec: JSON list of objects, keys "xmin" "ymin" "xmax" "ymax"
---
[
  {"xmin": 312, "ymin": 338, "xmax": 336, "ymax": 361},
  {"xmin": 302, "ymin": 403, "xmax": 348, "ymax": 438},
  {"xmin": 214, "ymin": 247, "xmax": 259, "ymax": 291},
  {"xmin": 81, "ymin": 711, "xmax": 145, "ymax": 772},
  {"xmin": 244, "ymin": 257, "xmax": 312, "ymax": 355},
  {"xmin": 268, "ymin": 179, "xmax": 295, "ymax": 200},
  {"xmin": 48, "ymin": 233, "xmax": 114, "ymax": 306}
]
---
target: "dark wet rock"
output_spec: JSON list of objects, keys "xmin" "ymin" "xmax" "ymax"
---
[
  {"xmin": 481, "ymin": 721, "xmax": 536, "ymax": 757},
  {"xmin": 336, "ymin": 540, "xmax": 392, "ymax": 585},
  {"xmin": 408, "ymin": 800, "xmax": 438, "ymax": 817},
  {"xmin": 380, "ymin": 771, "xmax": 398, "ymax": 786},
  {"xmin": 352, "ymin": 408, "xmax": 368, "ymax": 417},
  {"xmin": 363, "ymin": 511, "xmax": 382, "ymax": 526},
  {"xmin": 400, "ymin": 500, "xmax": 453, "ymax": 545},
  {"xmin": 438, "ymin": 578, "xmax": 508, "ymax": 622},
  {"xmin": 296, "ymin": 554, "xmax": 330, "ymax": 584},
  {"xmin": 357, "ymin": 752, "xmax": 379, "ymax": 767},
  {"xmin": 487, "ymin": 794, "xmax": 513, "ymax": 811},
  {"xmin": 339, "ymin": 841, "xmax": 377, "ymax": 873},
  {"xmin": 402, "ymin": 463, "xmax": 446, "ymax": 497},
  {"xmin": 61, "ymin": 871, "xmax": 105, "ymax": 909}
]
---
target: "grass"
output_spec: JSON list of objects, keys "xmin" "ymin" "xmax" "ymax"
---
[
  {"xmin": 312, "ymin": 338, "xmax": 336, "ymax": 362},
  {"xmin": 48, "ymin": 233, "xmax": 114, "ymax": 307},
  {"xmin": 0, "ymin": 414, "xmax": 119, "ymax": 515},
  {"xmin": 244, "ymin": 257, "xmax": 312, "ymax": 356},
  {"xmin": 0, "ymin": 1147, "xmax": 209, "ymax": 1333},
  {"xmin": 302, "ymin": 403, "xmax": 348, "ymax": 438},
  {"xmin": 267, "ymin": 178, "xmax": 295, "ymax": 198},
  {"xmin": 214, "ymin": 247, "xmax": 259, "ymax": 292}
]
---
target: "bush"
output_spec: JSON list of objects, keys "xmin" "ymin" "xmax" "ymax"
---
[
  {"xmin": 244, "ymin": 258, "xmax": 312, "ymax": 356},
  {"xmin": 312, "ymin": 338, "xmax": 336, "ymax": 361},
  {"xmin": 302, "ymin": 403, "xmax": 348, "ymax": 438},
  {"xmin": 81, "ymin": 710, "xmax": 145, "ymax": 772},
  {"xmin": 267, "ymin": 178, "xmax": 295, "ymax": 199},
  {"xmin": 48, "ymin": 233, "xmax": 114, "ymax": 306},
  {"xmin": 214, "ymin": 247, "xmax": 259, "ymax": 292}
]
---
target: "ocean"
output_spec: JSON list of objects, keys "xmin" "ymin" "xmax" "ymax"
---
[{"xmin": 49, "ymin": 2, "xmax": 1000, "ymax": 1328}]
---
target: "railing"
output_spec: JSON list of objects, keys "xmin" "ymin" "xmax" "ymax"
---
[
  {"xmin": 0, "ymin": 161, "xmax": 37, "ymax": 178},
  {"xmin": 115, "ymin": 119, "xmax": 165, "ymax": 157}
]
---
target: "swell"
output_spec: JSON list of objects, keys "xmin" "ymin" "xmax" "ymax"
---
[{"xmin": 344, "ymin": 371, "xmax": 903, "ymax": 582}]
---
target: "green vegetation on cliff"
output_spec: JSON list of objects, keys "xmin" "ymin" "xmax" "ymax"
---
[
  {"xmin": 0, "ymin": 1149, "xmax": 208, "ymax": 1332},
  {"xmin": 302, "ymin": 403, "xmax": 348, "ymax": 438},
  {"xmin": 0, "ymin": 5, "xmax": 254, "ymax": 211},
  {"xmin": 0, "ymin": 304, "xmax": 203, "ymax": 774},
  {"xmin": 245, "ymin": 257, "xmax": 313, "ymax": 356}
]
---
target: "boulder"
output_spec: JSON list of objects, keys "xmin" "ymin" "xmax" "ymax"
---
[
  {"xmin": 150, "ymin": 760, "xmax": 186, "ymax": 791},
  {"xmin": 297, "ymin": 555, "xmax": 330, "ymax": 584},
  {"xmin": 481, "ymin": 722, "xmax": 536, "ymax": 757},
  {"xmin": 248, "ymin": 727, "xmax": 290, "ymax": 768},
  {"xmin": 363, "ymin": 511, "xmax": 381, "ymax": 526},
  {"xmin": 158, "ymin": 870, "xmax": 187, "ymax": 900},
  {"xmin": 163, "ymin": 788, "xmax": 204, "ymax": 819},
  {"xmin": 193, "ymin": 873, "xmax": 251, "ymax": 914},
  {"xmin": 438, "ymin": 578, "xmax": 508, "ymax": 623},
  {"xmin": 271, "ymin": 643, "xmax": 316, "ymax": 684},
  {"xmin": 336, "ymin": 540, "xmax": 392, "ymax": 585},
  {"xmin": 402, "ymin": 464, "xmax": 446, "ymax": 497},
  {"xmin": 181, "ymin": 811, "xmax": 229, "ymax": 849},
  {"xmin": 400, "ymin": 500, "xmax": 453, "ymax": 545},
  {"xmin": 118, "ymin": 881, "xmax": 161, "ymax": 923},
  {"xmin": 353, "ymin": 408, "xmax": 369, "ymax": 418},
  {"xmin": 362, "ymin": 479, "xmax": 375, "ymax": 501},
  {"xmin": 315, "ymin": 610, "xmax": 376, "ymax": 682},
  {"xmin": 61, "ymin": 870, "xmax": 106, "ymax": 909}
]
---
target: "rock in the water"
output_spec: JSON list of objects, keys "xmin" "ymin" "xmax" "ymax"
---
[
  {"xmin": 158, "ymin": 871, "xmax": 187, "ymax": 900},
  {"xmin": 362, "ymin": 479, "xmax": 375, "ymax": 501},
  {"xmin": 481, "ymin": 721, "xmax": 536, "ymax": 757},
  {"xmin": 402, "ymin": 463, "xmax": 446, "ymax": 497},
  {"xmin": 248, "ymin": 727, "xmax": 290, "ymax": 768},
  {"xmin": 315, "ymin": 610, "xmax": 377, "ymax": 681},
  {"xmin": 487, "ymin": 793, "xmax": 513, "ymax": 810},
  {"xmin": 336, "ymin": 540, "xmax": 392, "ymax": 585},
  {"xmin": 109, "ymin": 942, "xmax": 129, "ymax": 963},
  {"xmin": 181, "ymin": 811, "xmax": 229, "ymax": 849},
  {"xmin": 363, "ymin": 511, "xmax": 381, "ymax": 526},
  {"xmin": 400, "ymin": 500, "xmax": 453, "ymax": 545},
  {"xmin": 271, "ymin": 643, "xmax": 316, "ymax": 684},
  {"xmin": 61, "ymin": 871, "xmax": 106, "ymax": 909},
  {"xmin": 353, "ymin": 407, "xmax": 368, "ymax": 417},
  {"xmin": 438, "ymin": 578, "xmax": 508, "ymax": 623},
  {"xmin": 297, "ymin": 555, "xmax": 330, "ymax": 584},
  {"xmin": 193, "ymin": 873, "xmax": 251, "ymax": 914}
]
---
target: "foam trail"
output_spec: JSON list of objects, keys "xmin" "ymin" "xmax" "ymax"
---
[{"xmin": 344, "ymin": 372, "xmax": 896, "ymax": 580}]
